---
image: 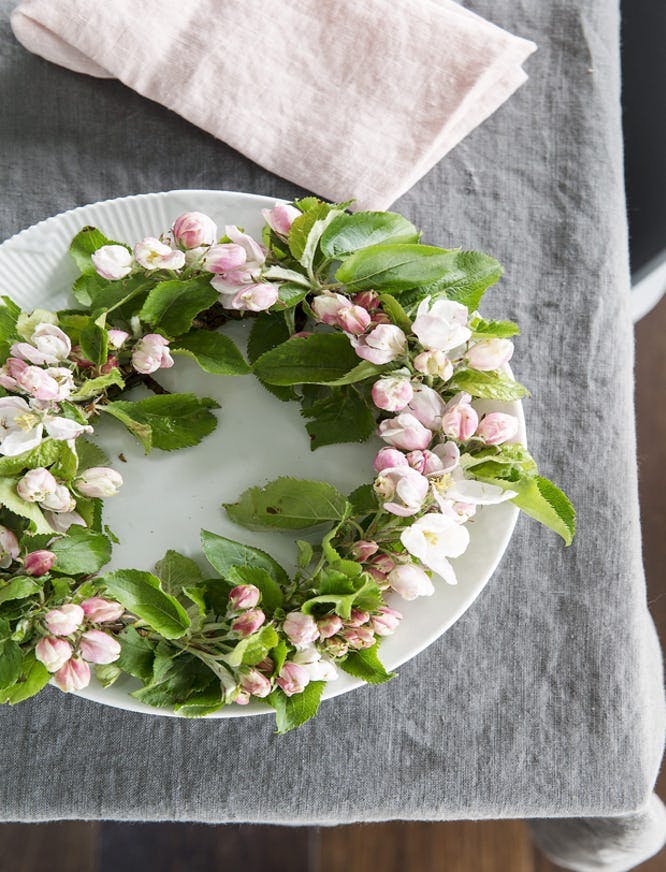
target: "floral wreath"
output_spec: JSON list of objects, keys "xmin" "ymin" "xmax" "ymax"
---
[{"xmin": 0, "ymin": 199, "xmax": 574, "ymax": 732}]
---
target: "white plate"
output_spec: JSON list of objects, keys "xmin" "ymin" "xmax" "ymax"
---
[{"xmin": 0, "ymin": 190, "xmax": 525, "ymax": 718}]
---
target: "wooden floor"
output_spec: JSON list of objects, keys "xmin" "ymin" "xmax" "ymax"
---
[{"xmin": 0, "ymin": 300, "xmax": 663, "ymax": 871}]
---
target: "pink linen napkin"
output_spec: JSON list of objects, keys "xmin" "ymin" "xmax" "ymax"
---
[{"xmin": 11, "ymin": 0, "xmax": 536, "ymax": 210}]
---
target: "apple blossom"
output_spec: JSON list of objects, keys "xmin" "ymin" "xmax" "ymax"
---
[
  {"xmin": 44, "ymin": 367, "xmax": 75, "ymax": 401},
  {"xmin": 232, "ymin": 609, "xmax": 266, "ymax": 637},
  {"xmin": 0, "ymin": 525, "xmax": 19, "ymax": 568},
  {"xmin": 436, "ymin": 469, "xmax": 516, "ymax": 507},
  {"xmin": 292, "ymin": 646, "xmax": 338, "ymax": 681},
  {"xmin": 35, "ymin": 636, "xmax": 72, "ymax": 672},
  {"xmin": 261, "ymin": 203, "xmax": 301, "ymax": 236},
  {"xmin": 371, "ymin": 606, "xmax": 403, "ymax": 636},
  {"xmin": 406, "ymin": 449, "xmax": 444, "ymax": 475},
  {"xmin": 400, "ymin": 513, "xmax": 471, "ymax": 585},
  {"xmin": 0, "ymin": 397, "xmax": 48, "ymax": 455},
  {"xmin": 229, "ymin": 283, "xmax": 279, "ymax": 312},
  {"xmin": 134, "ymin": 237, "xmax": 185, "ymax": 271},
  {"xmin": 440, "ymin": 393, "xmax": 479, "ymax": 441},
  {"xmin": 476, "ymin": 412, "xmax": 519, "ymax": 445},
  {"xmin": 378, "ymin": 412, "xmax": 432, "ymax": 451},
  {"xmin": 79, "ymin": 629, "xmax": 121, "ymax": 664},
  {"xmin": 228, "ymin": 584, "xmax": 261, "ymax": 610},
  {"xmin": 225, "ymin": 225, "xmax": 266, "ymax": 267},
  {"xmin": 54, "ymin": 657, "xmax": 91, "ymax": 692},
  {"xmin": 283, "ymin": 611, "xmax": 319, "ymax": 646},
  {"xmin": 317, "ymin": 614, "xmax": 343, "ymax": 639},
  {"xmin": 347, "ymin": 609, "xmax": 370, "ymax": 627},
  {"xmin": 407, "ymin": 383, "xmax": 447, "ymax": 430},
  {"xmin": 45, "ymin": 603, "xmax": 85, "ymax": 636},
  {"xmin": 172, "ymin": 211, "xmax": 218, "ymax": 249},
  {"xmin": 367, "ymin": 553, "xmax": 396, "ymax": 575},
  {"xmin": 75, "ymin": 467, "xmax": 123, "ymax": 498},
  {"xmin": 40, "ymin": 484, "xmax": 76, "ymax": 514},
  {"xmin": 371, "ymin": 375, "xmax": 414, "ymax": 412},
  {"xmin": 44, "ymin": 415, "xmax": 94, "ymax": 442},
  {"xmin": 240, "ymin": 667, "xmax": 272, "ymax": 698},
  {"xmin": 374, "ymin": 466, "xmax": 429, "ymax": 517},
  {"xmin": 91, "ymin": 244, "xmax": 133, "ymax": 280},
  {"xmin": 341, "ymin": 626, "xmax": 375, "ymax": 649},
  {"xmin": 411, "ymin": 297, "xmax": 471, "ymax": 351},
  {"xmin": 350, "ymin": 540, "xmax": 379, "ymax": 561},
  {"xmin": 17, "ymin": 467, "xmax": 57, "ymax": 502},
  {"xmin": 276, "ymin": 661, "xmax": 310, "ymax": 696},
  {"xmin": 44, "ymin": 509, "xmax": 86, "ymax": 533},
  {"xmin": 466, "ymin": 338, "xmax": 514, "ymax": 371},
  {"xmin": 11, "ymin": 323, "xmax": 72, "ymax": 365},
  {"xmin": 387, "ymin": 564, "xmax": 435, "ymax": 600},
  {"xmin": 351, "ymin": 324, "xmax": 407, "ymax": 365},
  {"xmin": 431, "ymin": 440, "xmax": 461, "ymax": 472},
  {"xmin": 352, "ymin": 291, "xmax": 379, "ymax": 310},
  {"xmin": 373, "ymin": 446, "xmax": 409, "ymax": 473},
  {"xmin": 337, "ymin": 305, "xmax": 371, "ymax": 335},
  {"xmin": 325, "ymin": 637, "xmax": 349, "ymax": 657},
  {"xmin": 311, "ymin": 293, "xmax": 351, "ymax": 325},
  {"xmin": 81, "ymin": 597, "xmax": 125, "ymax": 623},
  {"xmin": 132, "ymin": 334, "xmax": 174, "ymax": 374},
  {"xmin": 413, "ymin": 349, "xmax": 454, "ymax": 380},
  {"xmin": 15, "ymin": 366, "xmax": 61, "ymax": 401},
  {"xmin": 24, "ymin": 550, "xmax": 56, "ymax": 576},
  {"xmin": 234, "ymin": 690, "xmax": 251, "ymax": 705},
  {"xmin": 203, "ymin": 243, "xmax": 247, "ymax": 273},
  {"xmin": 107, "ymin": 329, "xmax": 129, "ymax": 349}
]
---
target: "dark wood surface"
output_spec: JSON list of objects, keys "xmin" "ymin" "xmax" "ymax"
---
[{"xmin": 0, "ymin": 302, "xmax": 663, "ymax": 871}]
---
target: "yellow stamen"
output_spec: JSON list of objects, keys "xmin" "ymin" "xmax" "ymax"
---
[{"xmin": 14, "ymin": 412, "xmax": 39, "ymax": 432}]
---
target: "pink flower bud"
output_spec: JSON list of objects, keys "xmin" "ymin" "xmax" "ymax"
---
[
  {"xmin": 228, "ymin": 584, "xmax": 261, "ymax": 610},
  {"xmin": 283, "ymin": 611, "xmax": 320, "ymax": 645},
  {"xmin": 440, "ymin": 395, "xmax": 479, "ymax": 441},
  {"xmin": 24, "ymin": 550, "xmax": 56, "ymax": 576},
  {"xmin": 276, "ymin": 661, "xmax": 310, "ymax": 696},
  {"xmin": 240, "ymin": 667, "xmax": 272, "ymax": 698},
  {"xmin": 325, "ymin": 637, "xmax": 349, "ymax": 657},
  {"xmin": 91, "ymin": 244, "xmax": 133, "ymax": 280},
  {"xmin": 44, "ymin": 603, "xmax": 84, "ymax": 636},
  {"xmin": 336, "ymin": 305, "xmax": 371, "ymax": 335},
  {"xmin": 232, "ymin": 609, "xmax": 265, "ymax": 637},
  {"xmin": 406, "ymin": 449, "xmax": 443, "ymax": 475},
  {"xmin": 311, "ymin": 293, "xmax": 350, "ymax": 325},
  {"xmin": 387, "ymin": 564, "xmax": 435, "ymax": 600},
  {"xmin": 79, "ymin": 629, "xmax": 121, "ymax": 664},
  {"xmin": 40, "ymin": 484, "xmax": 76, "ymax": 514},
  {"xmin": 350, "ymin": 540, "xmax": 378, "ymax": 562},
  {"xmin": 0, "ymin": 525, "xmax": 19, "ymax": 568},
  {"xmin": 16, "ymin": 365, "xmax": 60, "ymax": 400},
  {"xmin": 370, "ymin": 606, "xmax": 403, "ymax": 637},
  {"xmin": 54, "ymin": 657, "xmax": 91, "ymax": 692},
  {"xmin": 341, "ymin": 626, "xmax": 375, "ymax": 649},
  {"xmin": 81, "ymin": 597, "xmax": 125, "ymax": 623},
  {"xmin": 368, "ymin": 553, "xmax": 396, "ymax": 575},
  {"xmin": 476, "ymin": 412, "xmax": 519, "ymax": 445},
  {"xmin": 234, "ymin": 690, "xmax": 251, "ymax": 705},
  {"xmin": 413, "ymin": 350, "xmax": 454, "ymax": 380},
  {"xmin": 17, "ymin": 467, "xmax": 57, "ymax": 502},
  {"xmin": 134, "ymin": 237, "xmax": 185, "ymax": 271},
  {"xmin": 107, "ymin": 329, "xmax": 129, "ymax": 349},
  {"xmin": 373, "ymin": 447, "xmax": 409, "ymax": 473},
  {"xmin": 378, "ymin": 412, "xmax": 432, "ymax": 451},
  {"xmin": 352, "ymin": 291, "xmax": 379, "ymax": 311},
  {"xmin": 351, "ymin": 324, "xmax": 407, "ymax": 365},
  {"xmin": 407, "ymin": 384, "xmax": 447, "ymax": 430},
  {"xmin": 35, "ymin": 636, "xmax": 72, "ymax": 672},
  {"xmin": 203, "ymin": 243, "xmax": 247, "ymax": 273},
  {"xmin": 347, "ymin": 608, "xmax": 370, "ymax": 627},
  {"xmin": 371, "ymin": 376, "xmax": 414, "ymax": 412},
  {"xmin": 172, "ymin": 211, "xmax": 218, "ymax": 249},
  {"xmin": 132, "ymin": 334, "xmax": 174, "ymax": 375},
  {"xmin": 466, "ymin": 338, "xmax": 514, "ymax": 371},
  {"xmin": 230, "ymin": 283, "xmax": 279, "ymax": 312},
  {"xmin": 317, "ymin": 614, "xmax": 343, "ymax": 639},
  {"xmin": 5, "ymin": 357, "xmax": 27, "ymax": 379},
  {"xmin": 261, "ymin": 204, "xmax": 301, "ymax": 236},
  {"xmin": 76, "ymin": 467, "xmax": 123, "ymax": 498}
]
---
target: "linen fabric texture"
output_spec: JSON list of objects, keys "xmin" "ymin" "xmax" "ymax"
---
[{"xmin": 0, "ymin": 2, "xmax": 664, "ymax": 870}]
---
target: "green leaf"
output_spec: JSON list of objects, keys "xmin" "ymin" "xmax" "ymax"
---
[
  {"xmin": 0, "ymin": 439, "xmax": 62, "ymax": 477},
  {"xmin": 154, "ymin": 550, "xmax": 204, "ymax": 596},
  {"xmin": 469, "ymin": 316, "xmax": 520, "ymax": 339},
  {"xmin": 296, "ymin": 540, "xmax": 314, "ymax": 568},
  {"xmin": 301, "ymin": 387, "xmax": 375, "ymax": 450},
  {"xmin": 302, "ymin": 574, "xmax": 381, "ymax": 620},
  {"xmin": 139, "ymin": 278, "xmax": 218, "ymax": 337},
  {"xmin": 100, "ymin": 570, "xmax": 191, "ymax": 639},
  {"xmin": 226, "ymin": 565, "xmax": 284, "ymax": 614},
  {"xmin": 116, "ymin": 626, "xmax": 156, "ymax": 682},
  {"xmin": 71, "ymin": 273, "xmax": 111, "ymax": 307},
  {"xmin": 79, "ymin": 321, "xmax": 108, "ymax": 366},
  {"xmin": 200, "ymin": 530, "xmax": 289, "ymax": 586},
  {"xmin": 341, "ymin": 642, "xmax": 394, "ymax": 684},
  {"xmin": 288, "ymin": 203, "xmax": 342, "ymax": 268},
  {"xmin": 0, "ymin": 296, "xmax": 20, "ymax": 342},
  {"xmin": 0, "ymin": 577, "xmax": 40, "ymax": 605},
  {"xmin": 95, "ymin": 662, "xmax": 121, "ymax": 688},
  {"xmin": 347, "ymin": 483, "xmax": 378, "ymax": 516},
  {"xmin": 378, "ymin": 293, "xmax": 412, "ymax": 332},
  {"xmin": 75, "ymin": 438, "xmax": 110, "ymax": 472},
  {"xmin": 461, "ymin": 443, "xmax": 537, "ymax": 477},
  {"xmin": 336, "ymin": 243, "xmax": 473, "ymax": 291},
  {"xmin": 271, "ymin": 283, "xmax": 307, "ymax": 311},
  {"xmin": 69, "ymin": 226, "xmax": 125, "ymax": 275},
  {"xmin": 224, "ymin": 476, "xmax": 351, "ymax": 531},
  {"xmin": 0, "ymin": 478, "xmax": 51, "ymax": 534},
  {"xmin": 171, "ymin": 330, "xmax": 250, "ymax": 375},
  {"xmin": 267, "ymin": 681, "xmax": 326, "ymax": 733},
  {"xmin": 253, "ymin": 333, "xmax": 381, "ymax": 386},
  {"xmin": 476, "ymin": 473, "xmax": 575, "ymax": 546},
  {"xmin": 398, "ymin": 250, "xmax": 504, "ymax": 311},
  {"xmin": 0, "ymin": 639, "xmax": 22, "ymax": 689},
  {"xmin": 174, "ymin": 684, "xmax": 224, "ymax": 717},
  {"xmin": 49, "ymin": 440, "xmax": 78, "ymax": 481},
  {"xmin": 70, "ymin": 368, "xmax": 124, "ymax": 401},
  {"xmin": 246, "ymin": 314, "xmax": 296, "ymax": 402},
  {"xmin": 50, "ymin": 525, "xmax": 112, "ymax": 574},
  {"xmin": 1, "ymin": 653, "xmax": 50, "ymax": 704},
  {"xmin": 132, "ymin": 647, "xmax": 216, "ymax": 707},
  {"xmin": 448, "ymin": 369, "xmax": 529, "ymax": 401},
  {"xmin": 103, "ymin": 393, "xmax": 219, "ymax": 453},
  {"xmin": 222, "ymin": 625, "xmax": 279, "ymax": 668},
  {"xmin": 320, "ymin": 211, "xmax": 419, "ymax": 258},
  {"xmin": 263, "ymin": 266, "xmax": 311, "ymax": 287}
]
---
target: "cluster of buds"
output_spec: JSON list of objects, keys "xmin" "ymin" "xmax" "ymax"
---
[
  {"xmin": 35, "ymin": 596, "xmax": 124, "ymax": 692},
  {"xmin": 227, "ymin": 583, "xmax": 266, "ymax": 637},
  {"xmin": 0, "ymin": 323, "xmax": 74, "ymax": 403},
  {"xmin": 311, "ymin": 291, "xmax": 406, "ymax": 361}
]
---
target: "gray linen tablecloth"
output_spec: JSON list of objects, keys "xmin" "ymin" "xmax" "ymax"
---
[{"xmin": 0, "ymin": 1, "xmax": 664, "ymax": 869}]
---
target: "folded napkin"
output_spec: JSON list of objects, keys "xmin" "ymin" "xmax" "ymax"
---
[{"xmin": 11, "ymin": 0, "xmax": 536, "ymax": 209}]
